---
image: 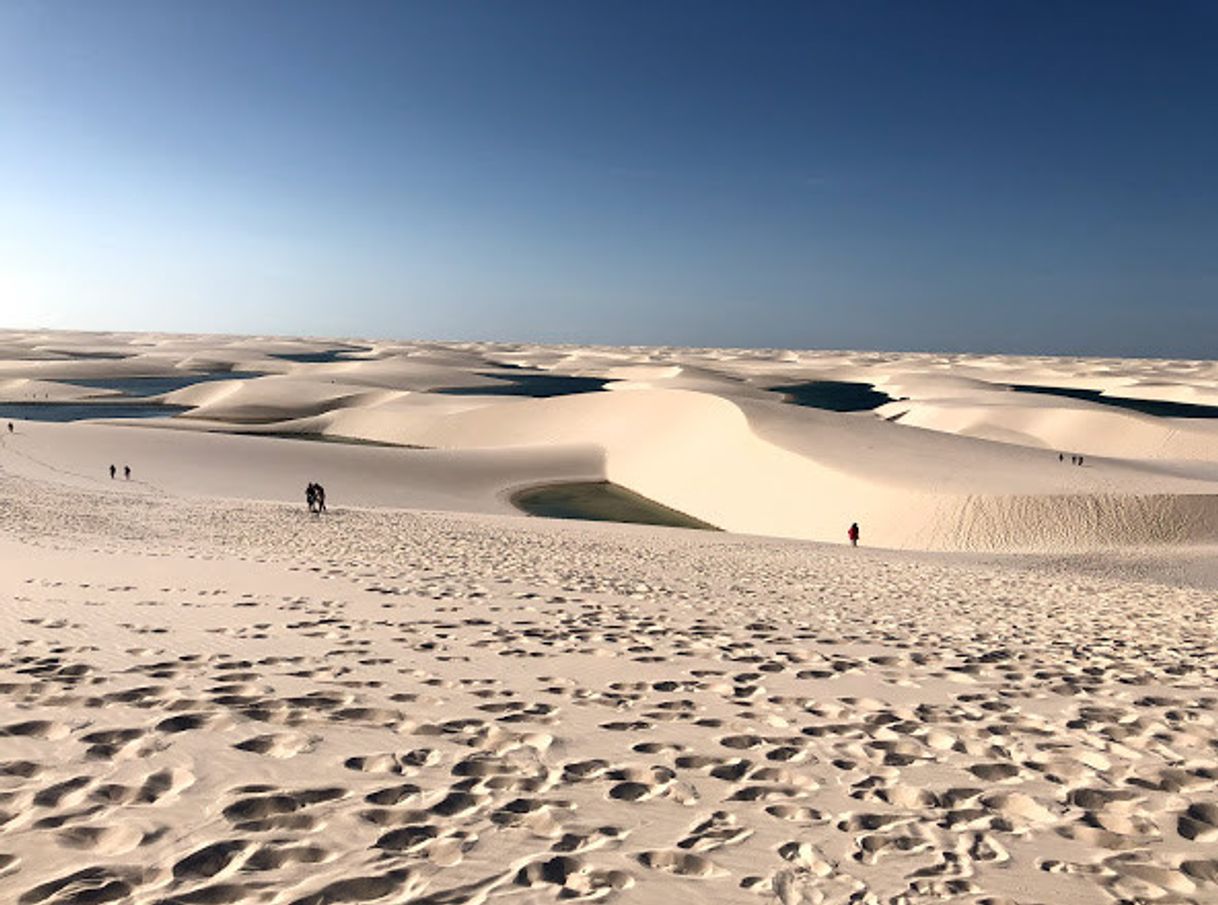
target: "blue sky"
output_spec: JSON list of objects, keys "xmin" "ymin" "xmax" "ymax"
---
[{"xmin": 1, "ymin": 1, "xmax": 1215, "ymax": 355}]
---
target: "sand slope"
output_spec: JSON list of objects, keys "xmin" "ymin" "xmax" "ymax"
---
[
  {"xmin": 2, "ymin": 331, "xmax": 1218, "ymax": 904},
  {"xmin": 2, "ymin": 470, "xmax": 1218, "ymax": 904}
]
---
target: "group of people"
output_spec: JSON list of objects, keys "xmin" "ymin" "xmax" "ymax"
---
[
  {"xmin": 108, "ymin": 464, "xmax": 131, "ymax": 480},
  {"xmin": 306, "ymin": 481, "xmax": 327, "ymax": 514},
  {"xmin": 1058, "ymin": 452, "xmax": 1085, "ymax": 466}
]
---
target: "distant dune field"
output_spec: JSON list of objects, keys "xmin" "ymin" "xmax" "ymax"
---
[{"xmin": 2, "ymin": 329, "xmax": 1218, "ymax": 550}]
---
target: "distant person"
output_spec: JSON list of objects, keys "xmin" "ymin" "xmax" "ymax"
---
[
  {"xmin": 1058, "ymin": 452, "xmax": 1063, "ymax": 463},
  {"xmin": 315, "ymin": 483, "xmax": 326, "ymax": 514},
  {"xmin": 1077, "ymin": 455, "xmax": 1084, "ymax": 466},
  {"xmin": 123, "ymin": 465, "xmax": 131, "ymax": 480},
  {"xmin": 306, "ymin": 482, "xmax": 317, "ymax": 514},
  {"xmin": 109, "ymin": 464, "xmax": 116, "ymax": 480},
  {"xmin": 848, "ymin": 522, "xmax": 859, "ymax": 547},
  {"xmin": 6, "ymin": 422, "xmax": 11, "ymax": 433}
]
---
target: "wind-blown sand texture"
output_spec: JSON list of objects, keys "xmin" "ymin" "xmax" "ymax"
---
[{"xmin": 2, "ymin": 330, "xmax": 1218, "ymax": 904}]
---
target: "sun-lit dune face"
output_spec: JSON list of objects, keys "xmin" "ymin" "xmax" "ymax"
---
[
  {"xmin": 2, "ymin": 329, "xmax": 1218, "ymax": 550},
  {"xmin": 6, "ymin": 457, "xmax": 1218, "ymax": 905},
  {"xmin": 5, "ymin": 333, "xmax": 1218, "ymax": 905}
]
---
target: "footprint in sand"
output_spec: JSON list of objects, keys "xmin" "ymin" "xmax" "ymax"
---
[
  {"xmin": 363, "ymin": 782, "xmax": 423, "ymax": 806},
  {"xmin": 513, "ymin": 856, "xmax": 633, "ymax": 900},
  {"xmin": 676, "ymin": 811, "xmax": 753, "ymax": 852},
  {"xmin": 55, "ymin": 823, "xmax": 142, "ymax": 855},
  {"xmin": 285, "ymin": 868, "xmax": 420, "ymax": 905},
  {"xmin": 33, "ymin": 776, "xmax": 93, "ymax": 809},
  {"xmin": 1179, "ymin": 801, "xmax": 1218, "ymax": 842},
  {"xmin": 551, "ymin": 825, "xmax": 628, "ymax": 854},
  {"xmin": 0, "ymin": 720, "xmax": 70, "ymax": 741},
  {"xmin": 137, "ymin": 767, "xmax": 195, "ymax": 805},
  {"xmin": 155, "ymin": 712, "xmax": 221, "ymax": 734},
  {"xmin": 221, "ymin": 786, "xmax": 346, "ymax": 832},
  {"xmin": 344, "ymin": 749, "xmax": 439, "ymax": 775},
  {"xmin": 232, "ymin": 733, "xmax": 316, "ymax": 758},
  {"xmin": 0, "ymin": 853, "xmax": 20, "ymax": 879},
  {"xmin": 635, "ymin": 850, "xmax": 727, "ymax": 879},
  {"xmin": 765, "ymin": 803, "xmax": 828, "ymax": 824},
  {"xmin": 172, "ymin": 839, "xmax": 252, "ymax": 882},
  {"xmin": 16, "ymin": 864, "xmax": 154, "ymax": 905},
  {"xmin": 79, "ymin": 727, "xmax": 146, "ymax": 761}
]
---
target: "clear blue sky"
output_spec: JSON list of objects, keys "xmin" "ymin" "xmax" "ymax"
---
[{"xmin": 2, "ymin": 1, "xmax": 1215, "ymax": 356}]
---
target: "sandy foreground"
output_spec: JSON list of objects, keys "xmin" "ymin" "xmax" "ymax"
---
[{"xmin": 1, "ymin": 331, "xmax": 1218, "ymax": 904}]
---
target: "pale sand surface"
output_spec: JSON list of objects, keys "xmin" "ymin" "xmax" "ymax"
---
[
  {"xmin": 3, "ymin": 329, "xmax": 1218, "ymax": 551},
  {"xmin": 2, "ymin": 471, "xmax": 1218, "ymax": 904},
  {"xmin": 1, "ymin": 331, "xmax": 1218, "ymax": 904}
]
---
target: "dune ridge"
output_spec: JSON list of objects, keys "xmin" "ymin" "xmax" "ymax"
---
[{"xmin": 2, "ymin": 331, "xmax": 1218, "ymax": 551}]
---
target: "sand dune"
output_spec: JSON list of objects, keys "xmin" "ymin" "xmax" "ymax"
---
[
  {"xmin": 0, "ymin": 421, "xmax": 604, "ymax": 513},
  {"xmin": 3, "ymin": 330, "xmax": 1218, "ymax": 904},
  {"xmin": 3, "ymin": 330, "xmax": 1218, "ymax": 551}
]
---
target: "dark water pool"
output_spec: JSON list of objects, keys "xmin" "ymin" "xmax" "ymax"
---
[
  {"xmin": 483, "ymin": 360, "xmax": 530, "ymax": 370},
  {"xmin": 436, "ymin": 373, "xmax": 608, "ymax": 397},
  {"xmin": 45, "ymin": 350, "xmax": 132, "ymax": 360},
  {"xmin": 65, "ymin": 371, "xmax": 261, "ymax": 398},
  {"xmin": 511, "ymin": 481, "xmax": 717, "ymax": 530},
  {"xmin": 0, "ymin": 403, "xmax": 190, "ymax": 422},
  {"xmin": 269, "ymin": 348, "xmax": 370, "ymax": 363},
  {"xmin": 771, "ymin": 380, "xmax": 895, "ymax": 412},
  {"xmin": 1011, "ymin": 385, "xmax": 1218, "ymax": 419}
]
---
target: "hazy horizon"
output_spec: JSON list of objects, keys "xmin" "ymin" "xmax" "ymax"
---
[
  {"xmin": 11, "ymin": 323, "xmax": 1218, "ymax": 365},
  {"xmin": 3, "ymin": 1, "xmax": 1215, "ymax": 358}
]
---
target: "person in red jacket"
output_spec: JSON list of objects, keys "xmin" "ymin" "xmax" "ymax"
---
[{"xmin": 847, "ymin": 522, "xmax": 859, "ymax": 547}]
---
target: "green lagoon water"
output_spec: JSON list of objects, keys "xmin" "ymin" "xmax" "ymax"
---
[{"xmin": 512, "ymin": 481, "xmax": 717, "ymax": 530}]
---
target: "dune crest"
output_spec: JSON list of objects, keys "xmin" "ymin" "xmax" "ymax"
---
[{"xmin": 4, "ymin": 330, "xmax": 1218, "ymax": 550}]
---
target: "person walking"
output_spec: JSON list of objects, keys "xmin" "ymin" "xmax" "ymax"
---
[
  {"xmin": 109, "ymin": 464, "xmax": 116, "ymax": 480},
  {"xmin": 848, "ymin": 522, "xmax": 859, "ymax": 547},
  {"xmin": 123, "ymin": 465, "xmax": 131, "ymax": 480},
  {"xmin": 306, "ymin": 482, "xmax": 317, "ymax": 514},
  {"xmin": 315, "ymin": 483, "xmax": 326, "ymax": 514}
]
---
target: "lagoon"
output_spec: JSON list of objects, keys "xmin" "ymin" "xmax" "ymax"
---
[
  {"xmin": 0, "ymin": 403, "xmax": 190, "ymax": 422},
  {"xmin": 772, "ymin": 380, "xmax": 894, "ymax": 412},
  {"xmin": 1011, "ymin": 385, "xmax": 1218, "ymax": 419},
  {"xmin": 511, "ymin": 481, "xmax": 717, "ymax": 530},
  {"xmin": 436, "ymin": 372, "xmax": 608, "ymax": 398}
]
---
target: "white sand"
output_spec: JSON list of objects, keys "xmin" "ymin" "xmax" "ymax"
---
[
  {"xmin": 1, "ymin": 330, "xmax": 1217, "ymax": 904},
  {"xmin": 3, "ymin": 330, "xmax": 1218, "ymax": 550}
]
